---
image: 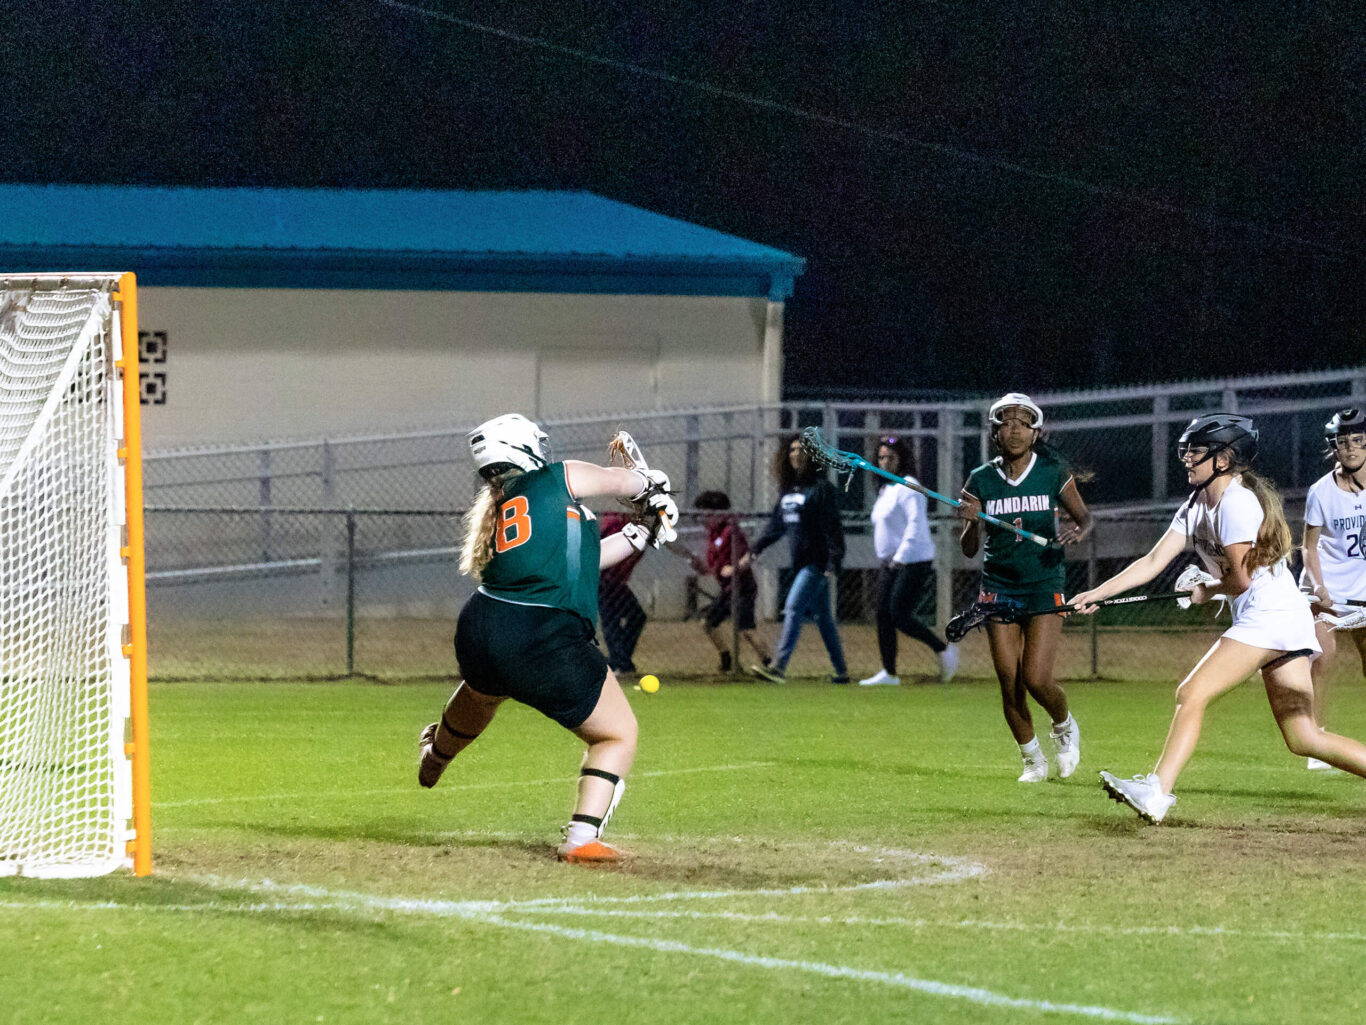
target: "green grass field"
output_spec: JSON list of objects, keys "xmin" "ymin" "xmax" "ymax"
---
[{"xmin": 4, "ymin": 670, "xmax": 1366, "ymax": 1024}]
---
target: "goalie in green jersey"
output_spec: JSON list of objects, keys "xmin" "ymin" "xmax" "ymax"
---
[
  {"xmin": 416, "ymin": 413, "xmax": 678, "ymax": 864},
  {"xmin": 957, "ymin": 393, "xmax": 1093, "ymax": 784}
]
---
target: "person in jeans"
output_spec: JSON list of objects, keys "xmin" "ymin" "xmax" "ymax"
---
[
  {"xmin": 743, "ymin": 434, "xmax": 849, "ymax": 684},
  {"xmin": 859, "ymin": 436, "xmax": 958, "ymax": 686}
]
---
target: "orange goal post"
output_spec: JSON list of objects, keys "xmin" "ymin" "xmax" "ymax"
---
[{"xmin": 0, "ymin": 273, "xmax": 149, "ymax": 877}]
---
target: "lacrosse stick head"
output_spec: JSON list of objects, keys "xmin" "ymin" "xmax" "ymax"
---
[
  {"xmin": 945, "ymin": 599, "xmax": 1024, "ymax": 642},
  {"xmin": 1318, "ymin": 608, "xmax": 1366, "ymax": 632},
  {"xmin": 798, "ymin": 427, "xmax": 854, "ymax": 472},
  {"xmin": 607, "ymin": 429, "xmax": 645, "ymax": 470},
  {"xmin": 1174, "ymin": 563, "xmax": 1218, "ymax": 609}
]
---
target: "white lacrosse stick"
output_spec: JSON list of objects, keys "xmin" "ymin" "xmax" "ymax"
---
[
  {"xmin": 1174, "ymin": 564, "xmax": 1219, "ymax": 610},
  {"xmin": 606, "ymin": 429, "xmax": 677, "ymax": 546},
  {"xmin": 1317, "ymin": 607, "xmax": 1366, "ymax": 632}
]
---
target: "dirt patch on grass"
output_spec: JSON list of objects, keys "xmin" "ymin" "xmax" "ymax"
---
[{"xmin": 154, "ymin": 832, "xmax": 979, "ymax": 902}]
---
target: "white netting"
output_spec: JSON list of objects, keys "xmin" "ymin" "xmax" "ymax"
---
[{"xmin": 0, "ymin": 282, "xmax": 130, "ymax": 877}]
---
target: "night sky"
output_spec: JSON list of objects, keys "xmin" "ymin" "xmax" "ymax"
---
[{"xmin": 3, "ymin": 2, "xmax": 1363, "ymax": 396}]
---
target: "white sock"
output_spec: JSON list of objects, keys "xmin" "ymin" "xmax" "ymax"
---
[
  {"xmin": 1052, "ymin": 713, "xmax": 1074, "ymax": 735},
  {"xmin": 563, "ymin": 821, "xmax": 598, "ymax": 849},
  {"xmin": 1019, "ymin": 738, "xmax": 1043, "ymax": 759}
]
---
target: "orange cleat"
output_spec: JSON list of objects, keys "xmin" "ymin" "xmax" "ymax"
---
[{"xmin": 556, "ymin": 839, "xmax": 622, "ymax": 864}]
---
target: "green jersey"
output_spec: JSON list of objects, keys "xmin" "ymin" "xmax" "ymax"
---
[
  {"xmin": 478, "ymin": 462, "xmax": 602, "ymax": 625},
  {"xmin": 963, "ymin": 451, "xmax": 1072, "ymax": 591}
]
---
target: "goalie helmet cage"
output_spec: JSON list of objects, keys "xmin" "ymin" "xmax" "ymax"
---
[{"xmin": 0, "ymin": 273, "xmax": 149, "ymax": 878}]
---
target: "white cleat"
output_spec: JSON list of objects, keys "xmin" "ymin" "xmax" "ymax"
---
[
  {"xmin": 1018, "ymin": 755, "xmax": 1049, "ymax": 783},
  {"xmin": 938, "ymin": 644, "xmax": 960, "ymax": 683},
  {"xmin": 1099, "ymin": 770, "xmax": 1175, "ymax": 824},
  {"xmin": 1051, "ymin": 719, "xmax": 1081, "ymax": 778},
  {"xmin": 858, "ymin": 669, "xmax": 900, "ymax": 686}
]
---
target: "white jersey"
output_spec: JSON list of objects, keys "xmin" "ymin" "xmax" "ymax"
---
[
  {"xmin": 1303, "ymin": 470, "xmax": 1366, "ymax": 603},
  {"xmin": 870, "ymin": 481, "xmax": 934, "ymax": 564},
  {"xmin": 1170, "ymin": 477, "xmax": 1318, "ymax": 652}
]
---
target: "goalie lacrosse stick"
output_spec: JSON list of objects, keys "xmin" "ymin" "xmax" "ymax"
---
[
  {"xmin": 607, "ymin": 429, "xmax": 676, "ymax": 544},
  {"xmin": 945, "ymin": 590, "xmax": 1195, "ymax": 642},
  {"xmin": 798, "ymin": 426, "xmax": 1059, "ymax": 549}
]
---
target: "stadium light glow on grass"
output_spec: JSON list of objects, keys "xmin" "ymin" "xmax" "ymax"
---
[{"xmin": 2, "ymin": 675, "xmax": 1365, "ymax": 1024}]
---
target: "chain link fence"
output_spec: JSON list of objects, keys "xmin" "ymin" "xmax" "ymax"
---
[{"xmin": 144, "ymin": 367, "xmax": 1364, "ymax": 683}]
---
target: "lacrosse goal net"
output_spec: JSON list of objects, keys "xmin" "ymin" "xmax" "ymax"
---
[{"xmin": 0, "ymin": 274, "xmax": 149, "ymax": 877}]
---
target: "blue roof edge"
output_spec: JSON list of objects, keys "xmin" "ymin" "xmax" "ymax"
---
[{"xmin": 0, "ymin": 245, "xmax": 801, "ymax": 300}]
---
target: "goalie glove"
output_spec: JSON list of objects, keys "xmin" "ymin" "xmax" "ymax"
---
[
  {"xmin": 1175, "ymin": 564, "xmax": 1219, "ymax": 609},
  {"xmin": 618, "ymin": 522, "xmax": 651, "ymax": 553},
  {"xmin": 644, "ymin": 492, "xmax": 679, "ymax": 548}
]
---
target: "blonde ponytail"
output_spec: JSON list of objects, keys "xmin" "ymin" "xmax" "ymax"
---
[
  {"xmin": 1240, "ymin": 470, "xmax": 1292, "ymax": 571},
  {"xmin": 460, "ymin": 481, "xmax": 503, "ymax": 578}
]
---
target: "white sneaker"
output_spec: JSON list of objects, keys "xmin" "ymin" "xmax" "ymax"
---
[
  {"xmin": 858, "ymin": 669, "xmax": 900, "ymax": 686},
  {"xmin": 1051, "ymin": 718, "xmax": 1080, "ymax": 778},
  {"xmin": 1099, "ymin": 770, "xmax": 1175, "ymax": 824},
  {"xmin": 1307, "ymin": 757, "xmax": 1339, "ymax": 771},
  {"xmin": 1018, "ymin": 754, "xmax": 1049, "ymax": 783},
  {"xmin": 938, "ymin": 644, "xmax": 959, "ymax": 683}
]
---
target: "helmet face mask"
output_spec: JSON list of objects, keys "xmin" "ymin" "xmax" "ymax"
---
[
  {"xmin": 1324, "ymin": 408, "xmax": 1366, "ymax": 453},
  {"xmin": 1176, "ymin": 414, "xmax": 1258, "ymax": 471},
  {"xmin": 468, "ymin": 413, "xmax": 550, "ymax": 479},
  {"xmin": 988, "ymin": 392, "xmax": 1044, "ymax": 431}
]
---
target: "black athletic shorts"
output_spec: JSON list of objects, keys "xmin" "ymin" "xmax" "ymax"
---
[
  {"xmin": 455, "ymin": 591, "xmax": 609, "ymax": 730},
  {"xmin": 704, "ymin": 578, "xmax": 757, "ymax": 632}
]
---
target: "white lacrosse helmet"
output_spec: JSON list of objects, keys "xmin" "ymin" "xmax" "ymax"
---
[
  {"xmin": 988, "ymin": 392, "xmax": 1044, "ymax": 430},
  {"xmin": 468, "ymin": 413, "xmax": 549, "ymax": 479}
]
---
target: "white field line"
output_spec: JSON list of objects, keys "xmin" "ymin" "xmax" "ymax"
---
[
  {"xmin": 470, "ymin": 912, "xmax": 1182, "ymax": 1025},
  {"xmin": 0, "ymin": 873, "xmax": 1178, "ymax": 1025},
  {"xmin": 501, "ymin": 904, "xmax": 1366, "ymax": 943},
  {"xmin": 499, "ymin": 852, "xmax": 985, "ymax": 909},
  {"xmin": 154, "ymin": 761, "xmax": 776, "ymax": 809}
]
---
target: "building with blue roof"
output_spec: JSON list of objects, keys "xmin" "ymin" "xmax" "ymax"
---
[{"xmin": 0, "ymin": 185, "xmax": 804, "ymax": 447}]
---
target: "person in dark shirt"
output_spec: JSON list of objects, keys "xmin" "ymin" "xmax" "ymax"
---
[{"xmin": 743, "ymin": 434, "xmax": 849, "ymax": 683}]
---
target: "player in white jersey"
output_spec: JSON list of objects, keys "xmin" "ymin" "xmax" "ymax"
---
[
  {"xmin": 1300, "ymin": 409, "xmax": 1366, "ymax": 768},
  {"xmin": 1070, "ymin": 414, "xmax": 1366, "ymax": 824}
]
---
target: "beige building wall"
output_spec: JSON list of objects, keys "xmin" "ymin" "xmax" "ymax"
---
[{"xmin": 138, "ymin": 287, "xmax": 781, "ymax": 449}]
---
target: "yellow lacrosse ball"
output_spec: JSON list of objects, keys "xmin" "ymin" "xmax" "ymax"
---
[{"xmin": 639, "ymin": 674, "xmax": 660, "ymax": 693}]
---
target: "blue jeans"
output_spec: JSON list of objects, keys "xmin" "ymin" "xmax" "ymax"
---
[{"xmin": 774, "ymin": 565, "xmax": 847, "ymax": 674}]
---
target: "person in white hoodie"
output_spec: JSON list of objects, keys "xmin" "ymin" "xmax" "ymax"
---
[{"xmin": 859, "ymin": 436, "xmax": 958, "ymax": 686}]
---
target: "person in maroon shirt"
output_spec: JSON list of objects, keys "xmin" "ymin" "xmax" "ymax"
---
[
  {"xmin": 598, "ymin": 510, "xmax": 648, "ymax": 675},
  {"xmin": 691, "ymin": 491, "xmax": 774, "ymax": 675}
]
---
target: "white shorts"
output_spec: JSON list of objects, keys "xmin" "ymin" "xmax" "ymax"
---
[{"xmin": 1222, "ymin": 601, "xmax": 1322, "ymax": 655}]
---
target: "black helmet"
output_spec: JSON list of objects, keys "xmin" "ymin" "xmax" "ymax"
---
[
  {"xmin": 1324, "ymin": 408, "xmax": 1366, "ymax": 445},
  {"xmin": 1177, "ymin": 413, "xmax": 1258, "ymax": 466}
]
